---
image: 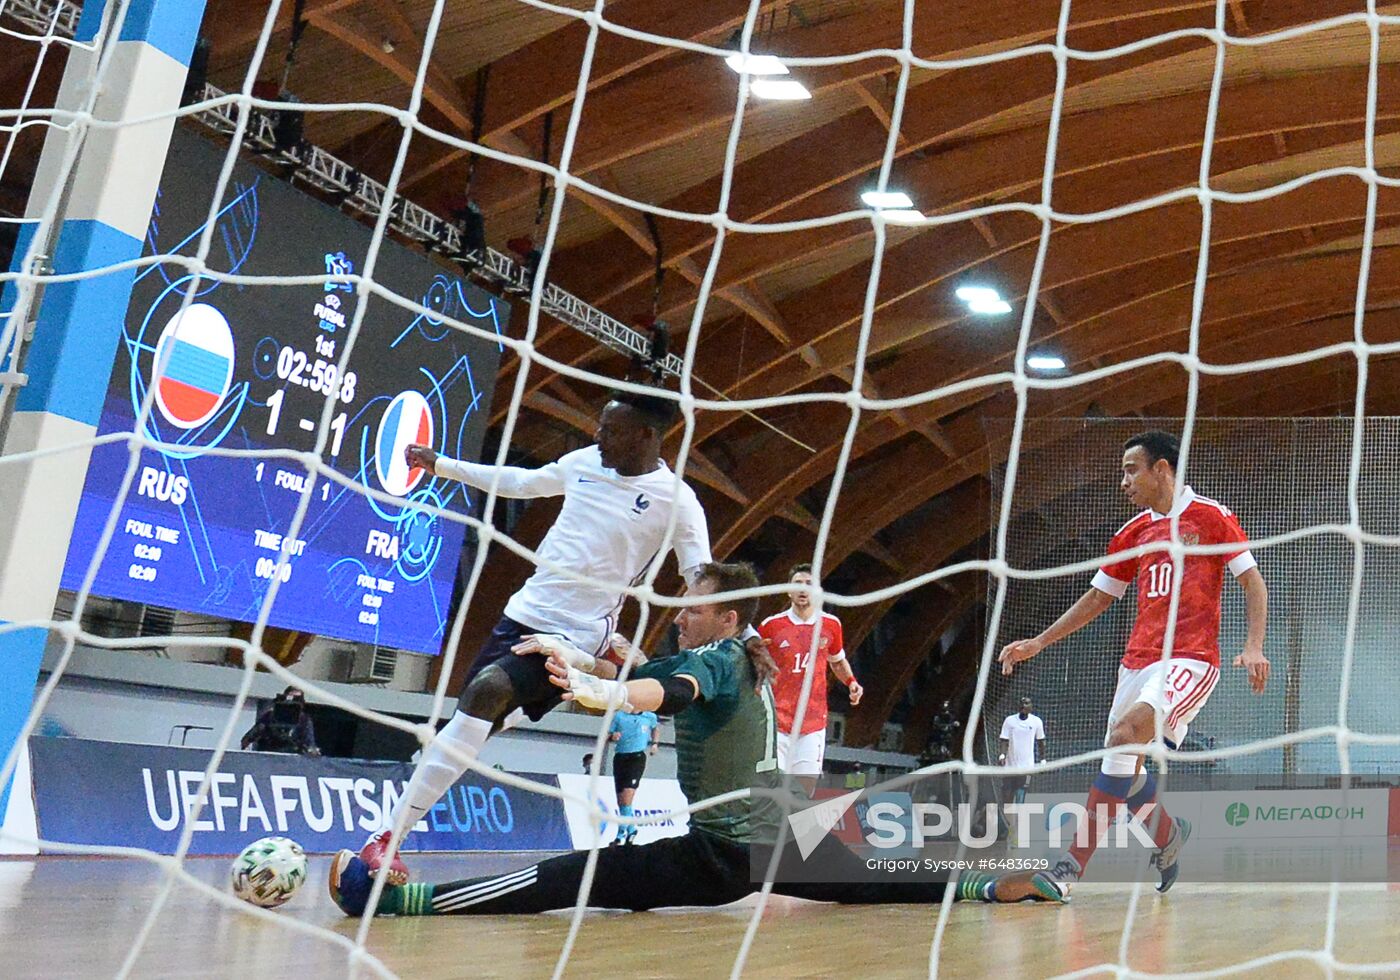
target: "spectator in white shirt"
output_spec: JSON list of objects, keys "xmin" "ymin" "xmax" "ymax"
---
[{"xmin": 998, "ymin": 698, "xmax": 1047, "ymax": 824}]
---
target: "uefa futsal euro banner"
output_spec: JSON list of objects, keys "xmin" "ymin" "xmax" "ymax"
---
[
  {"xmin": 29, "ymin": 737, "xmax": 569, "ymax": 856},
  {"xmin": 58, "ymin": 128, "xmax": 505, "ymax": 653}
]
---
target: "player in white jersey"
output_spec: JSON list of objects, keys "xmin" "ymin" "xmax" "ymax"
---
[{"xmin": 360, "ymin": 390, "xmax": 711, "ymax": 883}]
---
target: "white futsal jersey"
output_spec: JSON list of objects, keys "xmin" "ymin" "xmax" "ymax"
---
[{"xmin": 435, "ymin": 445, "xmax": 711, "ymax": 653}]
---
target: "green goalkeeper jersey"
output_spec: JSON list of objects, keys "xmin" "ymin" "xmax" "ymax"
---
[{"xmin": 634, "ymin": 636, "xmax": 778, "ymax": 843}]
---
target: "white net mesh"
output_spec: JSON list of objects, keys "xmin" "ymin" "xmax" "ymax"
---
[{"xmin": 1, "ymin": 0, "xmax": 1400, "ymax": 977}]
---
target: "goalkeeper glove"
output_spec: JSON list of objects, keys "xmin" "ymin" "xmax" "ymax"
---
[
  {"xmin": 525, "ymin": 634, "xmax": 596, "ymax": 673},
  {"xmin": 564, "ymin": 668, "xmax": 633, "ymax": 712}
]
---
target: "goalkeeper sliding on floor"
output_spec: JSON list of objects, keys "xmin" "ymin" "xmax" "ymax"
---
[{"xmin": 330, "ymin": 561, "xmax": 1063, "ymax": 915}]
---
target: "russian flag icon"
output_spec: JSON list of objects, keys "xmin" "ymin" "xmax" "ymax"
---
[
  {"xmin": 375, "ymin": 390, "xmax": 434, "ymax": 497},
  {"xmin": 152, "ymin": 303, "xmax": 235, "ymax": 430}
]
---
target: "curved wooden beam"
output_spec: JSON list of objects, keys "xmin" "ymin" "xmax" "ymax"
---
[
  {"xmin": 549, "ymin": 2, "xmax": 1382, "ymax": 313},
  {"xmin": 469, "ymin": 0, "xmax": 1228, "ymax": 227},
  {"xmin": 493, "ymin": 156, "xmax": 1389, "ymax": 444},
  {"xmin": 756, "ymin": 299, "xmax": 1397, "ymax": 638},
  {"xmin": 327, "ymin": 1, "xmax": 795, "ymax": 182},
  {"xmin": 839, "ymin": 353, "xmax": 1400, "ymax": 744},
  {"xmin": 529, "ymin": 244, "xmax": 1400, "ymax": 653},
  {"xmin": 816, "ymin": 297, "xmax": 1400, "ymax": 581},
  {"xmin": 308, "ymin": 3, "xmax": 533, "ymax": 157},
  {"xmin": 402, "ymin": 0, "xmax": 805, "ymax": 192},
  {"xmin": 544, "ymin": 1, "xmax": 1233, "ymax": 299},
  {"xmin": 625, "ymin": 68, "xmax": 1392, "ymax": 333},
  {"xmin": 680, "ymin": 163, "xmax": 1396, "ymax": 452},
  {"xmin": 204, "ymin": 0, "xmax": 363, "ymax": 61},
  {"xmin": 677, "ymin": 208, "xmax": 1400, "ymax": 562},
  {"xmin": 654, "ymin": 103, "xmax": 1395, "ymax": 333},
  {"xmin": 488, "ymin": 1, "xmax": 1238, "ymax": 402},
  {"xmin": 505, "ymin": 96, "xmax": 1400, "ymax": 437}
]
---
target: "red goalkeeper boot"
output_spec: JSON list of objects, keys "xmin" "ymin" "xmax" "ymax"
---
[{"xmin": 359, "ymin": 829, "xmax": 410, "ymax": 886}]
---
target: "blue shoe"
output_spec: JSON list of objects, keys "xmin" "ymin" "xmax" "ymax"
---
[
  {"xmin": 328, "ymin": 849, "xmax": 374, "ymax": 917},
  {"xmin": 1150, "ymin": 817, "xmax": 1191, "ymax": 893}
]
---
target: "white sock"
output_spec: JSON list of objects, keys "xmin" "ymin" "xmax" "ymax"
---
[
  {"xmin": 394, "ymin": 711, "xmax": 492, "ymax": 833},
  {"xmin": 1100, "ymin": 752, "xmax": 1140, "ymax": 777}
]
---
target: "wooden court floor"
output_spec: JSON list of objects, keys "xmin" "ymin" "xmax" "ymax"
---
[{"xmin": 2, "ymin": 854, "xmax": 1399, "ymax": 978}]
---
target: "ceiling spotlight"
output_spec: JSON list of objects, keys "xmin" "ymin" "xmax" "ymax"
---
[
  {"xmin": 1027, "ymin": 355, "xmax": 1068, "ymax": 371},
  {"xmin": 956, "ymin": 285, "xmax": 1011, "ymax": 315},
  {"xmin": 725, "ymin": 52, "xmax": 789, "ymax": 75},
  {"xmin": 861, "ymin": 190, "xmax": 914, "ymax": 209},
  {"xmin": 750, "ymin": 78, "xmax": 812, "ymax": 100},
  {"xmin": 955, "ymin": 285, "xmax": 1000, "ymax": 304},
  {"xmin": 968, "ymin": 298, "xmax": 1013, "ymax": 315}
]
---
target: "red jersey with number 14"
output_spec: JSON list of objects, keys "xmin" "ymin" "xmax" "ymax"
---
[
  {"xmin": 1090, "ymin": 486, "xmax": 1255, "ymax": 670},
  {"xmin": 759, "ymin": 610, "xmax": 845, "ymax": 735}
]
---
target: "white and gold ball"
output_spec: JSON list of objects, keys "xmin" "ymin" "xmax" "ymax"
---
[{"xmin": 230, "ymin": 836, "xmax": 308, "ymax": 909}]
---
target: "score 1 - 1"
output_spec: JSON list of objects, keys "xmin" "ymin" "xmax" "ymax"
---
[{"xmin": 264, "ymin": 345, "xmax": 360, "ymax": 454}]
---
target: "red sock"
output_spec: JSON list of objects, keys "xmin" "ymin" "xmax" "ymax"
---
[
  {"xmin": 1131, "ymin": 796, "xmax": 1173, "ymax": 848},
  {"xmin": 1068, "ymin": 783, "xmax": 1126, "ymax": 870}
]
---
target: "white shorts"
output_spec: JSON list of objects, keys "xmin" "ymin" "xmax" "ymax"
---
[
  {"xmin": 1107, "ymin": 658, "xmax": 1220, "ymax": 749},
  {"xmin": 776, "ymin": 729, "xmax": 826, "ymax": 776}
]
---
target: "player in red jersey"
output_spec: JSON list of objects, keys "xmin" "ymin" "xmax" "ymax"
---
[
  {"xmin": 758, "ymin": 564, "xmax": 863, "ymax": 793},
  {"xmin": 997, "ymin": 431, "xmax": 1269, "ymax": 897}
]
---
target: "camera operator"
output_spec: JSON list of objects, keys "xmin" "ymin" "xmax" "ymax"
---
[{"xmin": 241, "ymin": 685, "xmax": 320, "ymax": 756}]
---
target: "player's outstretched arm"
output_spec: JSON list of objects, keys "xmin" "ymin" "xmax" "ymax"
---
[
  {"xmin": 404, "ymin": 443, "xmax": 566, "ymax": 499},
  {"xmin": 544, "ymin": 651, "xmax": 699, "ymax": 714},
  {"xmin": 1232, "ymin": 566, "xmax": 1270, "ymax": 693},
  {"xmin": 998, "ymin": 585, "xmax": 1115, "ymax": 675}
]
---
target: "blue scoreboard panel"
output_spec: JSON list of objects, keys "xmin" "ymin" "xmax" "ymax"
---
[{"xmin": 59, "ymin": 129, "xmax": 505, "ymax": 654}]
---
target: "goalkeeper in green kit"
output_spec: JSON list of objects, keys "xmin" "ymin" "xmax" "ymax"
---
[{"xmin": 330, "ymin": 561, "xmax": 1062, "ymax": 915}]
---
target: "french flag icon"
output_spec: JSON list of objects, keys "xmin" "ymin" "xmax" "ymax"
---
[
  {"xmin": 375, "ymin": 390, "xmax": 433, "ymax": 497},
  {"xmin": 153, "ymin": 303, "xmax": 235, "ymax": 430}
]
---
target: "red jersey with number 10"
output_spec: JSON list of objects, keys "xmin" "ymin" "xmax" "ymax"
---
[
  {"xmin": 758, "ymin": 610, "xmax": 845, "ymax": 735},
  {"xmin": 1090, "ymin": 487, "xmax": 1255, "ymax": 670}
]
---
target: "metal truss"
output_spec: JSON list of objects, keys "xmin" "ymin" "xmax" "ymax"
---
[{"xmin": 2, "ymin": 0, "xmax": 682, "ymax": 377}]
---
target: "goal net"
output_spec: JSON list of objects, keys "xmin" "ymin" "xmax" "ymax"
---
[{"xmin": 1, "ymin": 0, "xmax": 1399, "ymax": 978}]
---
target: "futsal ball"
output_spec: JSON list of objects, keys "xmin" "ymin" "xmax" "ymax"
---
[{"xmin": 230, "ymin": 836, "xmax": 308, "ymax": 909}]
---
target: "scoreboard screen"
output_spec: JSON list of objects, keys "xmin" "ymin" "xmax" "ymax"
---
[{"xmin": 59, "ymin": 129, "xmax": 505, "ymax": 654}]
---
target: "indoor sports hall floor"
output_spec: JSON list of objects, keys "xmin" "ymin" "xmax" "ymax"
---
[{"xmin": 4, "ymin": 854, "xmax": 1399, "ymax": 978}]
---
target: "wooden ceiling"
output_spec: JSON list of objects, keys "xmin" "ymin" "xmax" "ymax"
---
[{"xmin": 11, "ymin": 0, "xmax": 1400, "ymax": 744}]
